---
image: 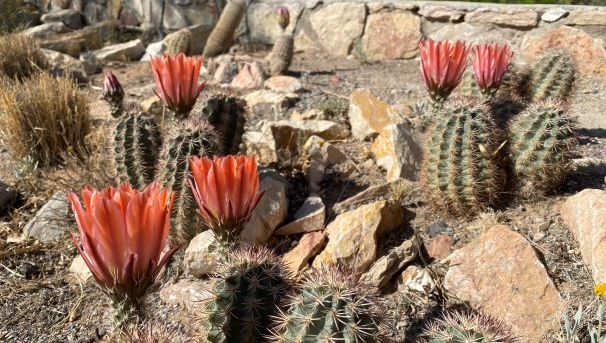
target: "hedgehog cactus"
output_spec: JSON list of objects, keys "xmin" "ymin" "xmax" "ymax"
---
[
  {"xmin": 164, "ymin": 28, "xmax": 192, "ymax": 56},
  {"xmin": 419, "ymin": 39, "xmax": 469, "ymax": 103},
  {"xmin": 509, "ymin": 99, "xmax": 575, "ymax": 195},
  {"xmin": 157, "ymin": 119, "xmax": 220, "ymax": 243},
  {"xmin": 523, "ymin": 49, "xmax": 575, "ymax": 103},
  {"xmin": 422, "ymin": 99, "xmax": 506, "ymax": 216},
  {"xmin": 267, "ymin": 7, "xmax": 294, "ymax": 76},
  {"xmin": 203, "ymin": 0, "xmax": 246, "ymax": 59},
  {"xmin": 422, "ymin": 309, "xmax": 520, "ymax": 343},
  {"xmin": 271, "ymin": 266, "xmax": 386, "ymax": 343},
  {"xmin": 197, "ymin": 88, "xmax": 247, "ymax": 155},
  {"xmin": 205, "ymin": 246, "xmax": 292, "ymax": 343},
  {"xmin": 103, "ymin": 70, "xmax": 125, "ymax": 118}
]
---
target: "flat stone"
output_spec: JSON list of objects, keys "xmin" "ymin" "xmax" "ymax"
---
[
  {"xmin": 40, "ymin": 20, "xmax": 120, "ymax": 57},
  {"xmin": 360, "ymin": 11, "xmax": 421, "ymax": 61},
  {"xmin": 24, "ymin": 22, "xmax": 73, "ymax": 38},
  {"xmin": 398, "ymin": 265, "xmax": 436, "ymax": 294},
  {"xmin": 24, "ymin": 192, "xmax": 70, "ymax": 243},
  {"xmin": 444, "ymin": 225, "xmax": 564, "ymax": 340},
  {"xmin": 566, "ymin": 9, "xmax": 606, "ymax": 26},
  {"xmin": 348, "ymin": 89, "xmax": 397, "ymax": 140},
  {"xmin": 313, "ymin": 200, "xmax": 405, "ymax": 273},
  {"xmin": 92, "ymin": 39, "xmax": 145, "ymax": 62},
  {"xmin": 271, "ymin": 120, "xmax": 350, "ymax": 153},
  {"xmin": 65, "ymin": 255, "xmax": 92, "ymax": 285},
  {"xmin": 425, "ymin": 234, "xmax": 453, "ymax": 261},
  {"xmin": 541, "ymin": 8, "xmax": 568, "ymax": 23},
  {"xmin": 140, "ymin": 41, "xmax": 165, "ymax": 62},
  {"xmin": 160, "ymin": 278, "xmax": 211, "ymax": 312},
  {"xmin": 41, "ymin": 9, "xmax": 83, "ymax": 29},
  {"xmin": 264, "ymin": 76, "xmax": 303, "ymax": 93},
  {"xmin": 418, "ymin": 5, "xmax": 465, "ymax": 22},
  {"xmin": 465, "ymin": 7, "xmax": 539, "ymax": 28},
  {"xmin": 283, "ymin": 231, "xmax": 326, "ymax": 274},
  {"xmin": 371, "ymin": 122, "xmax": 423, "ymax": 182},
  {"xmin": 230, "ymin": 61, "xmax": 265, "ymax": 90},
  {"xmin": 247, "ymin": 3, "xmax": 303, "ymax": 44},
  {"xmin": 243, "ymin": 89, "xmax": 297, "ymax": 117},
  {"xmin": 243, "ymin": 121, "xmax": 278, "ymax": 165},
  {"xmin": 302, "ymin": 136, "xmax": 349, "ymax": 193},
  {"xmin": 428, "ymin": 22, "xmax": 516, "ymax": 45},
  {"xmin": 183, "ymin": 230, "xmax": 219, "ymax": 277},
  {"xmin": 559, "ymin": 189, "xmax": 606, "ymax": 283},
  {"xmin": 275, "ymin": 196, "xmax": 325, "ymax": 236},
  {"xmin": 42, "ymin": 48, "xmax": 88, "ymax": 82},
  {"xmin": 362, "ymin": 238, "xmax": 418, "ymax": 289}
]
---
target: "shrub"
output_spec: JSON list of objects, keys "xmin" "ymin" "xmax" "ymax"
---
[
  {"xmin": 0, "ymin": 73, "xmax": 90, "ymax": 166},
  {"xmin": 0, "ymin": 0, "xmax": 39, "ymax": 34},
  {"xmin": 0, "ymin": 33, "xmax": 47, "ymax": 80}
]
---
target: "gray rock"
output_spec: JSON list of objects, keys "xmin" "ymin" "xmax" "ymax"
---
[
  {"xmin": 140, "ymin": 41, "xmax": 165, "ymax": 62},
  {"xmin": 541, "ymin": 8, "xmax": 568, "ymax": 23},
  {"xmin": 42, "ymin": 48, "xmax": 88, "ymax": 82},
  {"xmin": 160, "ymin": 278, "xmax": 211, "ymax": 312},
  {"xmin": 371, "ymin": 121, "xmax": 423, "ymax": 182},
  {"xmin": 244, "ymin": 90, "xmax": 298, "ymax": 118},
  {"xmin": 362, "ymin": 237, "xmax": 418, "ymax": 289},
  {"xmin": 24, "ymin": 192, "xmax": 70, "ymax": 242},
  {"xmin": 41, "ymin": 9, "xmax": 84, "ymax": 29},
  {"xmin": 92, "ymin": 39, "xmax": 146, "ymax": 61},
  {"xmin": 24, "ymin": 22, "xmax": 73, "ymax": 38},
  {"xmin": 183, "ymin": 230, "xmax": 219, "ymax": 277},
  {"xmin": 243, "ymin": 120, "xmax": 278, "ymax": 165},
  {"xmin": 275, "ymin": 196, "xmax": 325, "ymax": 236}
]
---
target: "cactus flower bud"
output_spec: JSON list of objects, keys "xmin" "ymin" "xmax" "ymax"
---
[
  {"xmin": 102, "ymin": 70, "xmax": 124, "ymax": 104},
  {"xmin": 275, "ymin": 6, "xmax": 290, "ymax": 30}
]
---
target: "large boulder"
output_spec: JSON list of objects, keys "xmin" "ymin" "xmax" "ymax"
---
[{"xmin": 360, "ymin": 10, "xmax": 421, "ymax": 60}]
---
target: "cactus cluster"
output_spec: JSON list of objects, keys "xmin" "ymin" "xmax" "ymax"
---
[
  {"xmin": 522, "ymin": 50, "xmax": 575, "ymax": 104},
  {"xmin": 422, "ymin": 309, "xmax": 520, "ymax": 343},
  {"xmin": 197, "ymin": 88, "xmax": 247, "ymax": 155}
]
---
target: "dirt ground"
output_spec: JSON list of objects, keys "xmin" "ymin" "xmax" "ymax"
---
[{"xmin": 1, "ymin": 49, "xmax": 604, "ymax": 342}]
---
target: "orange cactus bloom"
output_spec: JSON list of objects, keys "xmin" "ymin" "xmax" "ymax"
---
[
  {"xmin": 471, "ymin": 43, "xmax": 513, "ymax": 96},
  {"xmin": 150, "ymin": 53, "xmax": 204, "ymax": 119},
  {"xmin": 67, "ymin": 183, "xmax": 177, "ymax": 321},
  {"xmin": 419, "ymin": 39, "xmax": 469, "ymax": 102},
  {"xmin": 188, "ymin": 155, "xmax": 264, "ymax": 242}
]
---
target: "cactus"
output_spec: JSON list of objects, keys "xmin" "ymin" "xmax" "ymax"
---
[
  {"xmin": 197, "ymin": 87, "xmax": 247, "ymax": 155},
  {"xmin": 203, "ymin": 0, "xmax": 246, "ymax": 59},
  {"xmin": 270, "ymin": 266, "xmax": 386, "ymax": 343},
  {"xmin": 422, "ymin": 99, "xmax": 506, "ymax": 216},
  {"xmin": 205, "ymin": 246, "xmax": 292, "ymax": 343},
  {"xmin": 509, "ymin": 99, "xmax": 575, "ymax": 195},
  {"xmin": 113, "ymin": 108, "xmax": 163, "ymax": 189},
  {"xmin": 523, "ymin": 50, "xmax": 575, "ymax": 103},
  {"xmin": 489, "ymin": 94, "xmax": 526, "ymax": 128},
  {"xmin": 164, "ymin": 28, "xmax": 192, "ymax": 56},
  {"xmin": 422, "ymin": 309, "xmax": 520, "ymax": 343},
  {"xmin": 267, "ymin": 33, "xmax": 294, "ymax": 76},
  {"xmin": 157, "ymin": 119, "xmax": 220, "ymax": 243},
  {"xmin": 459, "ymin": 64, "xmax": 521, "ymax": 99}
]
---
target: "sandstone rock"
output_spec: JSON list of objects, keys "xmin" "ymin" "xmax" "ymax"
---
[
  {"xmin": 333, "ymin": 179, "xmax": 412, "ymax": 214},
  {"xmin": 428, "ymin": 22, "xmax": 516, "ymax": 45},
  {"xmin": 160, "ymin": 278, "xmax": 211, "ymax": 312},
  {"xmin": 140, "ymin": 41, "xmax": 165, "ymax": 62},
  {"xmin": 244, "ymin": 90, "xmax": 297, "ymax": 117},
  {"xmin": 559, "ymin": 189, "xmax": 606, "ymax": 282},
  {"xmin": 566, "ymin": 9, "xmax": 606, "ymax": 26},
  {"xmin": 40, "ymin": 20, "xmax": 120, "ymax": 57},
  {"xmin": 230, "ymin": 61, "xmax": 265, "ymax": 90},
  {"xmin": 271, "ymin": 120, "xmax": 349, "ymax": 154},
  {"xmin": 243, "ymin": 121, "xmax": 278, "ymax": 165},
  {"xmin": 92, "ymin": 39, "xmax": 146, "ymax": 62},
  {"xmin": 240, "ymin": 172, "xmax": 288, "ymax": 243},
  {"xmin": 42, "ymin": 49, "xmax": 88, "ymax": 82},
  {"xmin": 283, "ymin": 231, "xmax": 326, "ymax": 274},
  {"xmin": 360, "ymin": 11, "xmax": 421, "ymax": 61},
  {"xmin": 348, "ymin": 89, "xmax": 397, "ymax": 140},
  {"xmin": 208, "ymin": 55, "xmax": 238, "ymax": 84},
  {"xmin": 313, "ymin": 200, "xmax": 405, "ymax": 273},
  {"xmin": 161, "ymin": 0, "xmax": 218, "ymax": 32},
  {"xmin": 541, "ymin": 8, "xmax": 568, "ymax": 23},
  {"xmin": 521, "ymin": 25, "xmax": 606, "ymax": 76},
  {"xmin": 0, "ymin": 181, "xmax": 18, "ymax": 217},
  {"xmin": 302, "ymin": 136, "xmax": 349, "ymax": 193},
  {"xmin": 25, "ymin": 22, "xmax": 73, "ymax": 38},
  {"xmin": 371, "ymin": 122, "xmax": 423, "ymax": 182},
  {"xmin": 418, "ymin": 5, "xmax": 465, "ymax": 22},
  {"xmin": 275, "ymin": 196, "xmax": 325, "ymax": 236},
  {"xmin": 465, "ymin": 7, "xmax": 539, "ymax": 28},
  {"xmin": 65, "ymin": 255, "xmax": 92, "ymax": 285},
  {"xmin": 291, "ymin": 109, "xmax": 325, "ymax": 121},
  {"xmin": 398, "ymin": 265, "xmax": 436, "ymax": 294},
  {"xmin": 362, "ymin": 237, "xmax": 417, "ymax": 289},
  {"xmin": 425, "ymin": 234, "xmax": 453, "ymax": 261},
  {"xmin": 41, "ymin": 9, "xmax": 83, "ymax": 29},
  {"xmin": 247, "ymin": 3, "xmax": 303, "ymax": 44},
  {"xmin": 78, "ymin": 53, "xmax": 102, "ymax": 76},
  {"xmin": 265, "ymin": 76, "xmax": 303, "ymax": 93},
  {"xmin": 24, "ymin": 192, "xmax": 70, "ymax": 243},
  {"xmin": 444, "ymin": 225, "xmax": 564, "ymax": 340},
  {"xmin": 183, "ymin": 230, "xmax": 219, "ymax": 277}
]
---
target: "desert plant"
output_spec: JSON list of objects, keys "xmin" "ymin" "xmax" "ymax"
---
[
  {"xmin": 113, "ymin": 109, "xmax": 163, "ymax": 190},
  {"xmin": 107, "ymin": 321, "xmax": 181, "ymax": 343},
  {"xmin": 508, "ymin": 99, "xmax": 575, "ymax": 195},
  {"xmin": 164, "ymin": 28, "xmax": 192, "ymax": 56},
  {"xmin": 67, "ymin": 183, "xmax": 178, "ymax": 327},
  {"xmin": 197, "ymin": 88, "xmax": 247, "ymax": 155},
  {"xmin": 202, "ymin": 0, "xmax": 247, "ymax": 59},
  {"xmin": 422, "ymin": 99, "xmax": 506, "ymax": 216},
  {"xmin": 204, "ymin": 245, "xmax": 292, "ymax": 343},
  {"xmin": 267, "ymin": 7, "xmax": 294, "ymax": 76},
  {"xmin": 522, "ymin": 49, "xmax": 575, "ymax": 103},
  {"xmin": 421, "ymin": 309, "xmax": 520, "ymax": 343},
  {"xmin": 0, "ymin": 33, "xmax": 47, "ymax": 80},
  {"xmin": 0, "ymin": 0, "xmax": 39, "ymax": 34},
  {"xmin": 470, "ymin": 43, "xmax": 513, "ymax": 97},
  {"xmin": 157, "ymin": 119, "xmax": 220, "ymax": 243},
  {"xmin": 270, "ymin": 265, "xmax": 387, "ymax": 343},
  {"xmin": 419, "ymin": 39, "xmax": 469, "ymax": 104},
  {"xmin": 0, "ymin": 72, "xmax": 89, "ymax": 166},
  {"xmin": 103, "ymin": 70, "xmax": 125, "ymax": 118}
]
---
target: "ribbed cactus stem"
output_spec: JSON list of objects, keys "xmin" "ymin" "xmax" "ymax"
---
[
  {"xmin": 165, "ymin": 28, "xmax": 192, "ymax": 56},
  {"xmin": 422, "ymin": 310, "xmax": 520, "ymax": 343},
  {"xmin": 203, "ymin": 0, "xmax": 246, "ymax": 59},
  {"xmin": 197, "ymin": 88, "xmax": 247, "ymax": 155},
  {"xmin": 111, "ymin": 295, "xmax": 142, "ymax": 328},
  {"xmin": 524, "ymin": 50, "xmax": 575, "ymax": 103},
  {"xmin": 267, "ymin": 33, "xmax": 293, "ymax": 76}
]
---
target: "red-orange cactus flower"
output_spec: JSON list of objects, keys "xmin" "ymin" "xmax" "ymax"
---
[
  {"xmin": 150, "ymin": 53, "xmax": 204, "ymax": 119},
  {"xmin": 67, "ymin": 183, "xmax": 177, "ymax": 326},
  {"xmin": 188, "ymin": 155, "xmax": 264, "ymax": 242},
  {"xmin": 471, "ymin": 43, "xmax": 513, "ymax": 96},
  {"xmin": 419, "ymin": 39, "xmax": 470, "ymax": 102}
]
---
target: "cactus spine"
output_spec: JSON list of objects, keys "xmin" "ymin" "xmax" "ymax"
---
[
  {"xmin": 164, "ymin": 28, "xmax": 192, "ymax": 56},
  {"xmin": 422, "ymin": 310, "xmax": 520, "ymax": 343},
  {"xmin": 157, "ymin": 119, "xmax": 220, "ymax": 243},
  {"xmin": 459, "ymin": 65, "xmax": 521, "ymax": 99},
  {"xmin": 509, "ymin": 99, "xmax": 575, "ymax": 195},
  {"xmin": 197, "ymin": 88, "xmax": 247, "ymax": 155},
  {"xmin": 523, "ymin": 50, "xmax": 575, "ymax": 103},
  {"xmin": 203, "ymin": 0, "xmax": 246, "ymax": 59},
  {"xmin": 271, "ymin": 266, "xmax": 386, "ymax": 343},
  {"xmin": 113, "ymin": 110, "xmax": 162, "ymax": 190},
  {"xmin": 423, "ymin": 99, "xmax": 505, "ymax": 215},
  {"xmin": 205, "ymin": 246, "xmax": 292, "ymax": 343}
]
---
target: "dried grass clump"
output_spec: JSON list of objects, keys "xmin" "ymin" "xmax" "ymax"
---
[
  {"xmin": 0, "ymin": 0, "xmax": 39, "ymax": 34},
  {"xmin": 0, "ymin": 73, "xmax": 90, "ymax": 167},
  {"xmin": 0, "ymin": 34, "xmax": 47, "ymax": 80}
]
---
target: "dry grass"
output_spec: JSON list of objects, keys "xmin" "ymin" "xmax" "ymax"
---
[
  {"xmin": 0, "ymin": 0, "xmax": 39, "ymax": 34},
  {"xmin": 0, "ymin": 73, "xmax": 90, "ymax": 167},
  {"xmin": 0, "ymin": 34, "xmax": 47, "ymax": 80}
]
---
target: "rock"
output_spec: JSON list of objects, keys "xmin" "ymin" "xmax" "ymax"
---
[
  {"xmin": 160, "ymin": 278, "xmax": 211, "ymax": 312},
  {"xmin": 24, "ymin": 192, "xmax": 70, "ymax": 242},
  {"xmin": 291, "ymin": 109, "xmax": 324, "ymax": 121},
  {"xmin": 566, "ymin": 9, "xmax": 606, "ymax": 26},
  {"xmin": 541, "ymin": 8, "xmax": 568, "ymax": 23},
  {"xmin": 398, "ymin": 265, "xmax": 436, "ymax": 294},
  {"xmin": 0, "ymin": 181, "xmax": 18, "ymax": 216},
  {"xmin": 465, "ymin": 7, "xmax": 539, "ymax": 28},
  {"xmin": 41, "ymin": 9, "xmax": 83, "ymax": 29},
  {"xmin": 333, "ymin": 180, "xmax": 401, "ymax": 214},
  {"xmin": 271, "ymin": 120, "xmax": 349, "ymax": 154},
  {"xmin": 244, "ymin": 90, "xmax": 297, "ymax": 117},
  {"xmin": 65, "ymin": 255, "xmax": 92, "ymax": 285},
  {"xmin": 360, "ymin": 11, "xmax": 421, "ymax": 61},
  {"xmin": 283, "ymin": 231, "xmax": 326, "ymax": 274},
  {"xmin": 243, "ymin": 121, "xmax": 278, "ymax": 165},
  {"xmin": 78, "ymin": 53, "xmax": 102, "ymax": 76},
  {"xmin": 161, "ymin": 1, "xmax": 218, "ymax": 33},
  {"xmin": 40, "ymin": 20, "xmax": 120, "ymax": 57},
  {"xmin": 313, "ymin": 200, "xmax": 405, "ymax": 273},
  {"xmin": 425, "ymin": 234, "xmax": 453, "ymax": 261},
  {"xmin": 265, "ymin": 76, "xmax": 303, "ymax": 93},
  {"xmin": 371, "ymin": 122, "xmax": 423, "ymax": 182},
  {"xmin": 302, "ymin": 136, "xmax": 349, "ymax": 193},
  {"xmin": 240, "ymin": 172, "xmax": 288, "ymax": 243},
  {"xmin": 443, "ymin": 225, "xmax": 564, "ymax": 340},
  {"xmin": 247, "ymin": 3, "xmax": 303, "ymax": 44},
  {"xmin": 275, "ymin": 196, "xmax": 325, "ymax": 236},
  {"xmin": 520, "ymin": 25, "xmax": 606, "ymax": 76},
  {"xmin": 426, "ymin": 219, "xmax": 452, "ymax": 237},
  {"xmin": 183, "ymin": 231, "xmax": 219, "ymax": 277},
  {"xmin": 418, "ymin": 5, "xmax": 465, "ymax": 22},
  {"xmin": 428, "ymin": 22, "xmax": 515, "ymax": 45},
  {"xmin": 208, "ymin": 55, "xmax": 238, "ymax": 84},
  {"xmin": 230, "ymin": 61, "xmax": 265, "ymax": 90},
  {"xmin": 42, "ymin": 49, "xmax": 88, "ymax": 82},
  {"xmin": 92, "ymin": 39, "xmax": 146, "ymax": 62},
  {"xmin": 348, "ymin": 89, "xmax": 398, "ymax": 141},
  {"xmin": 559, "ymin": 189, "xmax": 606, "ymax": 282},
  {"xmin": 24, "ymin": 22, "xmax": 73, "ymax": 38},
  {"xmin": 140, "ymin": 41, "xmax": 165, "ymax": 62},
  {"xmin": 362, "ymin": 238, "xmax": 418, "ymax": 289}
]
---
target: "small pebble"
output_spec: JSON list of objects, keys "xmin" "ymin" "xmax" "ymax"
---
[{"xmin": 533, "ymin": 231, "xmax": 546, "ymax": 241}]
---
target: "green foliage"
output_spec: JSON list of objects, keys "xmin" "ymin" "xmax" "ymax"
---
[
  {"xmin": 197, "ymin": 88, "xmax": 247, "ymax": 155},
  {"xmin": 422, "ymin": 309, "xmax": 519, "ymax": 343},
  {"xmin": 523, "ymin": 50, "xmax": 575, "ymax": 103}
]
